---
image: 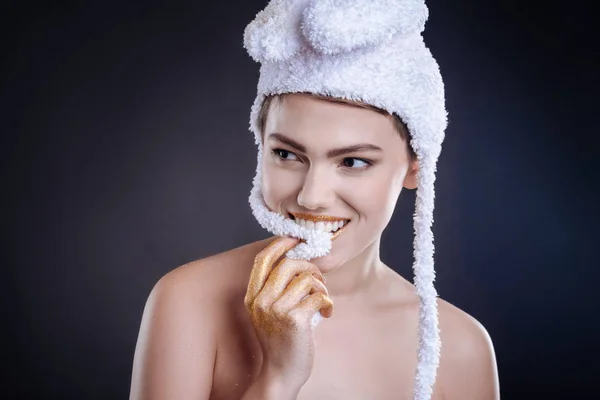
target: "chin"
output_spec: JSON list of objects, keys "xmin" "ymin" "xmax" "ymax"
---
[{"xmin": 310, "ymin": 252, "xmax": 347, "ymax": 274}]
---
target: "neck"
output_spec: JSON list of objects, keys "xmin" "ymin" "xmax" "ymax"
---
[{"xmin": 322, "ymin": 237, "xmax": 387, "ymax": 301}]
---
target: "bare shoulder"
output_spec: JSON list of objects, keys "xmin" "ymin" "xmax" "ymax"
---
[
  {"xmin": 158, "ymin": 236, "xmax": 275, "ymax": 298},
  {"xmin": 437, "ymin": 299, "xmax": 500, "ymax": 400},
  {"xmin": 129, "ymin": 237, "xmax": 274, "ymax": 400}
]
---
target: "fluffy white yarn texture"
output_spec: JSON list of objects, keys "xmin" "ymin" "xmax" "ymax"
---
[
  {"xmin": 302, "ymin": 0, "xmax": 429, "ymax": 54},
  {"xmin": 244, "ymin": 0, "xmax": 445, "ymax": 399},
  {"xmin": 243, "ymin": 0, "xmax": 312, "ymax": 62},
  {"xmin": 244, "ymin": 0, "xmax": 430, "ymax": 62}
]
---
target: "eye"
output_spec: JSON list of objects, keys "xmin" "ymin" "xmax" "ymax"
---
[
  {"xmin": 342, "ymin": 158, "xmax": 371, "ymax": 169},
  {"xmin": 272, "ymin": 148, "xmax": 299, "ymax": 161}
]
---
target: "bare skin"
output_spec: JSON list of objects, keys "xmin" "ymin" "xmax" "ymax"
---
[
  {"xmin": 130, "ymin": 94, "xmax": 499, "ymax": 399},
  {"xmin": 243, "ymin": 236, "xmax": 333, "ymax": 398},
  {"xmin": 130, "ymin": 237, "xmax": 499, "ymax": 400}
]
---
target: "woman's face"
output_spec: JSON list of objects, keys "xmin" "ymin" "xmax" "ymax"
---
[{"xmin": 261, "ymin": 94, "xmax": 418, "ymax": 272}]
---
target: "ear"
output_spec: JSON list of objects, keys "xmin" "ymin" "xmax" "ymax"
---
[{"xmin": 402, "ymin": 158, "xmax": 419, "ymax": 190}]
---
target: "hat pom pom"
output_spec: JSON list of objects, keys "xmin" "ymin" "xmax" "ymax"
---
[
  {"xmin": 302, "ymin": 0, "xmax": 429, "ymax": 54},
  {"xmin": 243, "ymin": 0, "xmax": 311, "ymax": 63}
]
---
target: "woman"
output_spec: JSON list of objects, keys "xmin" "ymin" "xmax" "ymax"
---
[{"xmin": 130, "ymin": 1, "xmax": 500, "ymax": 399}]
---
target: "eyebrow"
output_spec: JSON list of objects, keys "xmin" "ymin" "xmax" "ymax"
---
[{"xmin": 268, "ymin": 132, "xmax": 382, "ymax": 158}]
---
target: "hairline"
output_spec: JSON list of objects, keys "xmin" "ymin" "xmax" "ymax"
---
[{"xmin": 257, "ymin": 93, "xmax": 416, "ymax": 161}]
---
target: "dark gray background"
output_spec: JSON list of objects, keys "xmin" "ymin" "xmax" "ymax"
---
[{"xmin": 3, "ymin": 1, "xmax": 598, "ymax": 399}]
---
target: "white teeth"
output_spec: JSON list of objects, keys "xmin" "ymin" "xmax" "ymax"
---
[{"xmin": 293, "ymin": 217, "xmax": 349, "ymax": 233}]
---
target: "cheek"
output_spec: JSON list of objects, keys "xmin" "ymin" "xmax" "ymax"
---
[
  {"xmin": 345, "ymin": 172, "xmax": 403, "ymax": 224},
  {"xmin": 261, "ymin": 159, "xmax": 301, "ymax": 207}
]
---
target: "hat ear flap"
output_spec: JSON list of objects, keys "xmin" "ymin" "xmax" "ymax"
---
[
  {"xmin": 301, "ymin": 0, "xmax": 429, "ymax": 55},
  {"xmin": 243, "ymin": 0, "xmax": 312, "ymax": 62}
]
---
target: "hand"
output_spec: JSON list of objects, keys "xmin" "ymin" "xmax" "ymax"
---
[{"xmin": 244, "ymin": 237, "xmax": 334, "ymax": 394}]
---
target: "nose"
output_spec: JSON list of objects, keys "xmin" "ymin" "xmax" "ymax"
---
[{"xmin": 297, "ymin": 166, "xmax": 335, "ymax": 210}]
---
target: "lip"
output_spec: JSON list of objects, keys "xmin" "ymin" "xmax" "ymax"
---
[
  {"xmin": 288, "ymin": 212, "xmax": 351, "ymax": 241},
  {"xmin": 330, "ymin": 222, "xmax": 350, "ymax": 241},
  {"xmin": 289, "ymin": 212, "xmax": 350, "ymax": 224}
]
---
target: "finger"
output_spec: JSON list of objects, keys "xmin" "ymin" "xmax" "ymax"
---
[
  {"xmin": 245, "ymin": 236, "xmax": 299, "ymax": 307},
  {"xmin": 252, "ymin": 258, "xmax": 325, "ymax": 317},
  {"xmin": 260, "ymin": 258, "xmax": 325, "ymax": 303},
  {"xmin": 295, "ymin": 292, "xmax": 334, "ymax": 319},
  {"xmin": 272, "ymin": 271, "xmax": 328, "ymax": 314}
]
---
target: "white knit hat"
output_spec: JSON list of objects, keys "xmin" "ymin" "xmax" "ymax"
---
[{"xmin": 243, "ymin": 1, "xmax": 447, "ymax": 399}]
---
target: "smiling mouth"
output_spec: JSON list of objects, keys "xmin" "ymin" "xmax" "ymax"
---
[{"xmin": 289, "ymin": 212, "xmax": 351, "ymax": 240}]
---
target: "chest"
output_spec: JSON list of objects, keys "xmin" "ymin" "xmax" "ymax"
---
[
  {"xmin": 209, "ymin": 304, "xmax": 442, "ymax": 400},
  {"xmin": 296, "ymin": 326, "xmax": 418, "ymax": 400}
]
